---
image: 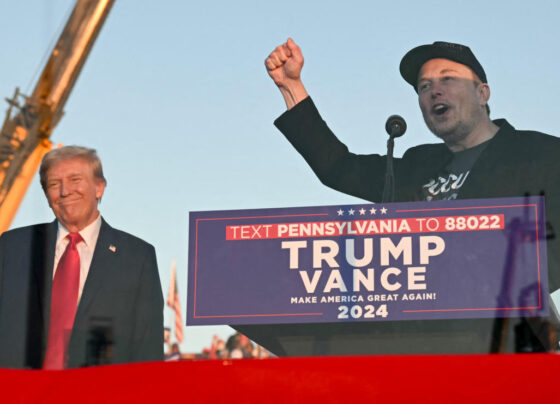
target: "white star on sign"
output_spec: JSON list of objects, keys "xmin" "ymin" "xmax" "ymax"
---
[
  {"xmin": 359, "ymin": 208, "xmax": 366, "ymax": 215},
  {"xmin": 337, "ymin": 209, "xmax": 344, "ymax": 216},
  {"xmin": 348, "ymin": 209, "xmax": 355, "ymax": 215},
  {"xmin": 380, "ymin": 207, "xmax": 388, "ymax": 214},
  {"xmin": 370, "ymin": 207, "xmax": 377, "ymax": 214}
]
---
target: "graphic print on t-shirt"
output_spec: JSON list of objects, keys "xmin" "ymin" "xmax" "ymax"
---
[
  {"xmin": 421, "ymin": 139, "xmax": 490, "ymax": 201},
  {"xmin": 422, "ymin": 171, "xmax": 470, "ymax": 201}
]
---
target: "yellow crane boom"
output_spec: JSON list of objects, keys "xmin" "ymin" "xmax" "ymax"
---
[{"xmin": 0, "ymin": 0, "xmax": 114, "ymax": 234}]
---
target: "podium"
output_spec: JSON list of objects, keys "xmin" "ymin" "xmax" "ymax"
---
[
  {"xmin": 190, "ymin": 197, "xmax": 555, "ymax": 356},
  {"xmin": 235, "ymin": 317, "xmax": 549, "ymax": 356}
]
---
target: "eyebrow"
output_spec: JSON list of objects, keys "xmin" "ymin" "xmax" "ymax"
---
[
  {"xmin": 419, "ymin": 68, "xmax": 459, "ymax": 79},
  {"xmin": 418, "ymin": 68, "xmax": 462, "ymax": 84},
  {"xmin": 47, "ymin": 172, "xmax": 83, "ymax": 181}
]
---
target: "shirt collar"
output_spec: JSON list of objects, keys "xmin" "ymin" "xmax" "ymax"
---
[{"xmin": 56, "ymin": 214, "xmax": 102, "ymax": 248}]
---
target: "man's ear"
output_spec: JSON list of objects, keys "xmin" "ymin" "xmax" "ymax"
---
[
  {"xmin": 95, "ymin": 180, "xmax": 106, "ymax": 202},
  {"xmin": 478, "ymin": 82, "xmax": 491, "ymax": 106}
]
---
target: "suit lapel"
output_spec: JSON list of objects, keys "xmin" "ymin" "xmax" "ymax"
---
[{"xmin": 74, "ymin": 218, "xmax": 116, "ymax": 323}]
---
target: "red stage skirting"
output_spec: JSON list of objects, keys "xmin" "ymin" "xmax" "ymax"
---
[{"xmin": 2, "ymin": 354, "xmax": 559, "ymax": 403}]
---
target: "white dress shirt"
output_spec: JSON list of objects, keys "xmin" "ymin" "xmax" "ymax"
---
[{"xmin": 53, "ymin": 214, "xmax": 102, "ymax": 302}]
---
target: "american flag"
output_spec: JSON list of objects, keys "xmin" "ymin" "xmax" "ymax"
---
[{"xmin": 167, "ymin": 260, "xmax": 184, "ymax": 343}]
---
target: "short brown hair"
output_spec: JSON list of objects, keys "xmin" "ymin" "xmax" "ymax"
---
[{"xmin": 39, "ymin": 145, "xmax": 106, "ymax": 192}]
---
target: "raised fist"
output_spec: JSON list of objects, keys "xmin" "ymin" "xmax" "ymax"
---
[{"xmin": 265, "ymin": 38, "xmax": 304, "ymax": 88}]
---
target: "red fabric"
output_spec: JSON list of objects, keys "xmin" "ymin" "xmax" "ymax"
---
[
  {"xmin": 3, "ymin": 354, "xmax": 560, "ymax": 403},
  {"xmin": 43, "ymin": 233, "xmax": 82, "ymax": 370}
]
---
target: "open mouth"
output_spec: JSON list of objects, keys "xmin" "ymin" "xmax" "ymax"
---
[{"xmin": 432, "ymin": 104, "xmax": 449, "ymax": 116}]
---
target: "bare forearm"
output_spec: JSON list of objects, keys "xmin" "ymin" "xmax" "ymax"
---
[{"xmin": 279, "ymin": 80, "xmax": 309, "ymax": 110}]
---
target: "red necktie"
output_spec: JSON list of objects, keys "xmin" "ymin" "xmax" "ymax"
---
[{"xmin": 43, "ymin": 232, "xmax": 83, "ymax": 370}]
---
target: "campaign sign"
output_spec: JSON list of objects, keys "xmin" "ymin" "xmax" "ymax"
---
[{"xmin": 187, "ymin": 197, "xmax": 548, "ymax": 326}]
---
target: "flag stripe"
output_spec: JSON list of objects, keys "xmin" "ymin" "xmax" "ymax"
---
[
  {"xmin": 174, "ymin": 279, "xmax": 183, "ymax": 343},
  {"xmin": 167, "ymin": 260, "xmax": 183, "ymax": 343}
]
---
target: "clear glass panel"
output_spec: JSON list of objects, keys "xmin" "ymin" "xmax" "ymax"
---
[{"xmin": 1, "ymin": 1, "xmax": 559, "ymax": 369}]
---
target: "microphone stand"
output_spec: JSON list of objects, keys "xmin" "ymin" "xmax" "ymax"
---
[{"xmin": 381, "ymin": 136, "xmax": 396, "ymax": 203}]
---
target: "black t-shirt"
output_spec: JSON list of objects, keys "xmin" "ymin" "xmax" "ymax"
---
[{"xmin": 422, "ymin": 140, "xmax": 490, "ymax": 201}]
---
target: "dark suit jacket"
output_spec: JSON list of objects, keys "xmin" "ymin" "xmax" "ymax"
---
[
  {"xmin": 275, "ymin": 97, "xmax": 560, "ymax": 292},
  {"xmin": 0, "ymin": 218, "xmax": 164, "ymax": 369}
]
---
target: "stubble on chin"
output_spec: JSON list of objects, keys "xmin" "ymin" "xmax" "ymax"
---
[{"xmin": 433, "ymin": 123, "xmax": 473, "ymax": 149}]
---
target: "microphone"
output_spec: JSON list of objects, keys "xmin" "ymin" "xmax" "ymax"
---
[
  {"xmin": 381, "ymin": 114, "xmax": 406, "ymax": 203},
  {"xmin": 385, "ymin": 115, "xmax": 407, "ymax": 138}
]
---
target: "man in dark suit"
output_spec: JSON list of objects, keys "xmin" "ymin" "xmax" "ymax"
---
[{"xmin": 0, "ymin": 146, "xmax": 164, "ymax": 369}]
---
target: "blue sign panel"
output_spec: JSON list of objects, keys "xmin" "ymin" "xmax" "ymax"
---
[{"xmin": 187, "ymin": 197, "xmax": 548, "ymax": 325}]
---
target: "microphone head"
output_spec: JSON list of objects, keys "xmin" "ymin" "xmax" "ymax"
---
[{"xmin": 385, "ymin": 115, "xmax": 407, "ymax": 137}]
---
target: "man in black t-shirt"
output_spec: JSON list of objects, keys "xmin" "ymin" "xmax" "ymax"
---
[
  {"xmin": 265, "ymin": 40, "xmax": 560, "ymax": 350},
  {"xmin": 265, "ymin": 39, "xmax": 499, "ymax": 200}
]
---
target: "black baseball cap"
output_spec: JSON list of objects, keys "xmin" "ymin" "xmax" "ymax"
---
[{"xmin": 400, "ymin": 41, "xmax": 487, "ymax": 91}]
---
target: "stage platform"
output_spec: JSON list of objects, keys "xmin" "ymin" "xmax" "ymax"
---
[{"xmin": 2, "ymin": 353, "xmax": 559, "ymax": 402}]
